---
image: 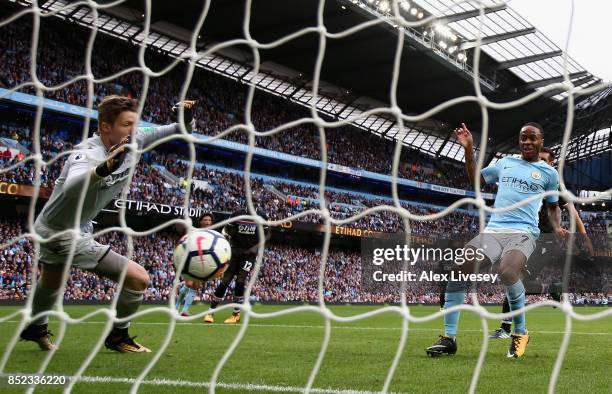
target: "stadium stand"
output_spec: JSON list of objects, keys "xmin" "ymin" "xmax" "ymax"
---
[
  {"xmin": 2, "ymin": 215, "xmax": 609, "ymax": 303},
  {"xmin": 0, "ymin": 18, "xmax": 491, "ymax": 191},
  {"xmin": 0, "ymin": 12, "xmax": 608, "ymax": 308}
]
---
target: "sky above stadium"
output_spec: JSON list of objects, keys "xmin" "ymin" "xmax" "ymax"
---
[{"xmin": 509, "ymin": 0, "xmax": 612, "ymax": 82}]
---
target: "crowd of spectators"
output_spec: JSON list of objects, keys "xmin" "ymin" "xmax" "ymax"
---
[
  {"xmin": 2, "ymin": 117, "xmax": 478, "ymax": 232},
  {"xmin": 1, "ymin": 218, "xmax": 609, "ymax": 304},
  {"xmin": 0, "ymin": 120, "xmax": 80, "ymax": 188},
  {"xmin": 1, "ymin": 14, "xmax": 609, "ymax": 306},
  {"xmin": 0, "ymin": 219, "xmax": 32, "ymax": 300},
  {"xmin": 0, "ymin": 15, "xmax": 495, "ymax": 192},
  {"xmin": 0, "ymin": 124, "xmax": 481, "ymax": 234},
  {"xmin": 2, "ymin": 121, "xmax": 608, "ymax": 238},
  {"xmin": 117, "ymin": 150, "xmax": 482, "ymax": 235}
]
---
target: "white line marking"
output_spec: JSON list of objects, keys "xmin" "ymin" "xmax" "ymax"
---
[
  {"xmin": 0, "ymin": 374, "xmax": 403, "ymax": 394},
  {"xmin": 3, "ymin": 320, "xmax": 611, "ymax": 335}
]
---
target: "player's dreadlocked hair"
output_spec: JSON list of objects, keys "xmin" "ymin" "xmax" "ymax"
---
[{"xmin": 97, "ymin": 95, "xmax": 139, "ymax": 128}]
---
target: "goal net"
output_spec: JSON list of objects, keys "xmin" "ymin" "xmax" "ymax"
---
[{"xmin": 0, "ymin": 0, "xmax": 610, "ymax": 392}]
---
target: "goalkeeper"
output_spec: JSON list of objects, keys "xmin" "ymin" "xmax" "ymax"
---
[
  {"xmin": 20, "ymin": 95, "xmax": 196, "ymax": 353},
  {"xmin": 203, "ymin": 207, "xmax": 270, "ymax": 324}
]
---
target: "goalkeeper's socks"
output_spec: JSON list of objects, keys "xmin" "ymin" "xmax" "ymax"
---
[
  {"xmin": 176, "ymin": 284, "xmax": 188, "ymax": 310},
  {"xmin": 30, "ymin": 283, "xmax": 62, "ymax": 326},
  {"xmin": 443, "ymin": 291, "xmax": 465, "ymax": 337},
  {"xmin": 506, "ymin": 280, "xmax": 527, "ymax": 334},
  {"xmin": 115, "ymin": 287, "xmax": 145, "ymax": 329},
  {"xmin": 182, "ymin": 287, "xmax": 196, "ymax": 313}
]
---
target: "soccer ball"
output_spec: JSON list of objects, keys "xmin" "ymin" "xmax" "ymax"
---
[{"xmin": 173, "ymin": 229, "xmax": 231, "ymax": 281}]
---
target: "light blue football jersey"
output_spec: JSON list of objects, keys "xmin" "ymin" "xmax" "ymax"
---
[{"xmin": 481, "ymin": 156, "xmax": 559, "ymax": 237}]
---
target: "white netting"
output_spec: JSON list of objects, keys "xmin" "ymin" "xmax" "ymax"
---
[{"xmin": 0, "ymin": 0, "xmax": 610, "ymax": 393}]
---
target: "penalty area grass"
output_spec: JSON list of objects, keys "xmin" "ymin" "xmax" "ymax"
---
[{"xmin": 0, "ymin": 304, "xmax": 610, "ymax": 393}]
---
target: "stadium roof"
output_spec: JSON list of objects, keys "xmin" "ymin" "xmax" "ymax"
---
[
  {"xmin": 412, "ymin": 0, "xmax": 598, "ymax": 100},
  {"xmin": 13, "ymin": 0, "xmax": 609, "ymax": 163}
]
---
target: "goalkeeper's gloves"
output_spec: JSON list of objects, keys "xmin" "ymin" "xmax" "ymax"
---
[
  {"xmin": 171, "ymin": 100, "xmax": 196, "ymax": 132},
  {"xmin": 95, "ymin": 136, "xmax": 131, "ymax": 177}
]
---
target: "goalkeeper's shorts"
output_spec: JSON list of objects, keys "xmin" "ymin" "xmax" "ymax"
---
[{"xmin": 34, "ymin": 218, "xmax": 112, "ymax": 271}]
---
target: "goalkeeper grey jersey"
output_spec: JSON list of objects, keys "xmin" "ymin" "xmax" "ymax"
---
[{"xmin": 37, "ymin": 124, "xmax": 181, "ymax": 232}]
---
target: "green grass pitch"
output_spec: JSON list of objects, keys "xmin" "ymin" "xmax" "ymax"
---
[{"xmin": 0, "ymin": 304, "xmax": 610, "ymax": 393}]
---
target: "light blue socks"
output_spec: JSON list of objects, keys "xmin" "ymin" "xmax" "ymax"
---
[
  {"xmin": 443, "ymin": 291, "xmax": 465, "ymax": 337},
  {"xmin": 176, "ymin": 284, "xmax": 188, "ymax": 310},
  {"xmin": 182, "ymin": 287, "xmax": 196, "ymax": 314},
  {"xmin": 506, "ymin": 280, "xmax": 527, "ymax": 334}
]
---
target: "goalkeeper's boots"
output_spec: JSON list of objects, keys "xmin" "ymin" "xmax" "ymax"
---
[
  {"xmin": 489, "ymin": 328, "xmax": 512, "ymax": 339},
  {"xmin": 20, "ymin": 323, "xmax": 57, "ymax": 351},
  {"xmin": 224, "ymin": 312, "xmax": 240, "ymax": 324},
  {"xmin": 507, "ymin": 332, "xmax": 529, "ymax": 358},
  {"xmin": 203, "ymin": 313, "xmax": 215, "ymax": 323},
  {"xmin": 426, "ymin": 335, "xmax": 457, "ymax": 357},
  {"xmin": 105, "ymin": 328, "xmax": 151, "ymax": 353}
]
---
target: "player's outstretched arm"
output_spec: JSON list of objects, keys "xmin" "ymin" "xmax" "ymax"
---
[
  {"xmin": 135, "ymin": 100, "xmax": 196, "ymax": 149},
  {"xmin": 454, "ymin": 123, "xmax": 486, "ymax": 187}
]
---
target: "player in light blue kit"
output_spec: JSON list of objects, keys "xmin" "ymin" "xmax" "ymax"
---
[{"xmin": 426, "ymin": 122, "xmax": 567, "ymax": 358}]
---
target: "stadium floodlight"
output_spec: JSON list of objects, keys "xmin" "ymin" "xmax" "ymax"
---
[
  {"xmin": 410, "ymin": 7, "xmax": 418, "ymax": 16},
  {"xmin": 448, "ymin": 46, "xmax": 457, "ymax": 54},
  {"xmin": 417, "ymin": 11, "xmax": 424, "ymax": 19},
  {"xmin": 379, "ymin": 0, "xmax": 390, "ymax": 12},
  {"xmin": 457, "ymin": 52, "xmax": 466, "ymax": 61},
  {"xmin": 432, "ymin": 25, "xmax": 459, "ymax": 43},
  {"xmin": 434, "ymin": 24, "xmax": 456, "ymax": 40},
  {"xmin": 439, "ymin": 41, "xmax": 448, "ymax": 50},
  {"xmin": 399, "ymin": 0, "xmax": 410, "ymax": 11}
]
